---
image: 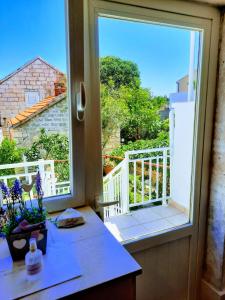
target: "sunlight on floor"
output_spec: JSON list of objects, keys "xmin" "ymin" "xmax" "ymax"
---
[{"xmin": 104, "ymin": 205, "xmax": 189, "ymax": 242}]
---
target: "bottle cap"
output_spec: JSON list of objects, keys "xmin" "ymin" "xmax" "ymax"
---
[{"xmin": 29, "ymin": 238, "xmax": 37, "ymax": 252}]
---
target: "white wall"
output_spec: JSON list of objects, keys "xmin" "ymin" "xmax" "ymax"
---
[
  {"xmin": 0, "ymin": 128, "xmax": 3, "ymax": 143},
  {"xmin": 170, "ymin": 102, "xmax": 195, "ymax": 210}
]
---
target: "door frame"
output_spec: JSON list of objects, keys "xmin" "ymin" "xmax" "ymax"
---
[{"xmin": 85, "ymin": 1, "xmax": 220, "ymax": 298}]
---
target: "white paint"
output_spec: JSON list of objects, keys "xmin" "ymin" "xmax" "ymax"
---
[
  {"xmin": 0, "ymin": 128, "xmax": 3, "ymax": 143},
  {"xmin": 170, "ymin": 102, "xmax": 195, "ymax": 210}
]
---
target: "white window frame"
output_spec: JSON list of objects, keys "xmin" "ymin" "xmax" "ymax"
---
[
  {"xmin": 25, "ymin": 90, "xmax": 40, "ymax": 106},
  {"xmin": 43, "ymin": 0, "xmax": 86, "ymax": 212},
  {"xmin": 44, "ymin": 0, "xmax": 219, "ymax": 228},
  {"xmin": 87, "ymin": 0, "xmax": 219, "ymax": 222},
  {"xmin": 85, "ymin": 1, "xmax": 219, "ymax": 297}
]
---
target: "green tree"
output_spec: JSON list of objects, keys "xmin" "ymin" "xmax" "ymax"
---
[
  {"xmin": 100, "ymin": 56, "xmax": 141, "ymax": 89},
  {"xmin": 101, "ymin": 83, "xmax": 169, "ymax": 148},
  {"xmin": 101, "ymin": 83, "xmax": 129, "ymax": 150},
  {"xmin": 115, "ymin": 86, "xmax": 168, "ymax": 142},
  {"xmin": 100, "ymin": 56, "xmax": 169, "ymax": 146},
  {"xmin": 0, "ymin": 138, "xmax": 24, "ymax": 176}
]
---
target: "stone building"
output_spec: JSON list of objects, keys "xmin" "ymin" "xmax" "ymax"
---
[
  {"xmin": 7, "ymin": 93, "xmax": 68, "ymax": 147},
  {"xmin": 0, "ymin": 57, "xmax": 119, "ymax": 152},
  {"xmin": 0, "ymin": 57, "xmax": 65, "ymax": 138}
]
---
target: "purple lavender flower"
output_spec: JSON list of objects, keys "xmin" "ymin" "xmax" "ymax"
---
[
  {"xmin": 11, "ymin": 179, "xmax": 23, "ymax": 201},
  {"xmin": 36, "ymin": 171, "xmax": 44, "ymax": 212},
  {"xmin": 35, "ymin": 171, "xmax": 44, "ymax": 199},
  {"xmin": 0, "ymin": 181, "xmax": 10, "ymax": 199}
]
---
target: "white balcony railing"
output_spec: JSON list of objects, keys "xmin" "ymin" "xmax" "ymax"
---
[
  {"xmin": 0, "ymin": 159, "xmax": 70, "ymax": 204},
  {"xmin": 0, "ymin": 148, "xmax": 170, "ymax": 216},
  {"xmin": 103, "ymin": 147, "xmax": 170, "ymax": 218}
]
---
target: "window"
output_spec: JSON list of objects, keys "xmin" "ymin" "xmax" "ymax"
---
[
  {"xmin": 25, "ymin": 90, "xmax": 40, "ymax": 106},
  {"xmin": 0, "ymin": 0, "xmax": 85, "ymax": 211},
  {"xmin": 0, "ymin": 0, "xmax": 218, "ymax": 224},
  {"xmin": 86, "ymin": 0, "xmax": 218, "ymax": 242}
]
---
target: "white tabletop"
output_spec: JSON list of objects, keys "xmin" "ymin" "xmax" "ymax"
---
[{"xmin": 0, "ymin": 206, "xmax": 141, "ymax": 300}]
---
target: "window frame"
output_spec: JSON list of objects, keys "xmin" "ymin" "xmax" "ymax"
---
[
  {"xmin": 25, "ymin": 90, "xmax": 40, "ymax": 106},
  {"xmin": 43, "ymin": 0, "xmax": 86, "ymax": 212},
  {"xmin": 44, "ymin": 1, "xmax": 219, "ymax": 298},
  {"xmin": 44, "ymin": 0, "xmax": 219, "ymax": 229}
]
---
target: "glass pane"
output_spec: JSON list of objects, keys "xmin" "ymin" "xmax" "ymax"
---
[
  {"xmin": 0, "ymin": 0, "xmax": 71, "ymax": 204},
  {"xmin": 99, "ymin": 16, "xmax": 201, "ymax": 242}
]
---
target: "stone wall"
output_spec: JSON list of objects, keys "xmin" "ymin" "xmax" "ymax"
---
[
  {"xmin": 12, "ymin": 97, "xmax": 69, "ymax": 147},
  {"xmin": 102, "ymin": 129, "xmax": 121, "ymax": 155},
  {"xmin": 0, "ymin": 58, "xmax": 65, "ymax": 120},
  {"xmin": 12, "ymin": 94, "xmax": 121, "ymax": 151},
  {"xmin": 203, "ymin": 12, "xmax": 225, "ymax": 293}
]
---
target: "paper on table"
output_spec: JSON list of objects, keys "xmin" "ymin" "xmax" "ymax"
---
[{"xmin": 0, "ymin": 243, "xmax": 82, "ymax": 300}]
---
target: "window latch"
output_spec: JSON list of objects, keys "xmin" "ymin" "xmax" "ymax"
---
[{"xmin": 76, "ymin": 82, "xmax": 86, "ymax": 122}]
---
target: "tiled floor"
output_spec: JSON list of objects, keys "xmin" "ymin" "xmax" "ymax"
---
[{"xmin": 104, "ymin": 205, "xmax": 189, "ymax": 242}]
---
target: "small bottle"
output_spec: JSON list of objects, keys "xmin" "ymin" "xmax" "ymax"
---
[{"xmin": 25, "ymin": 238, "xmax": 43, "ymax": 280}]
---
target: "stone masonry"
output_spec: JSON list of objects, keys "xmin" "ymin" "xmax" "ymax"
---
[
  {"xmin": 12, "ymin": 97, "xmax": 69, "ymax": 147},
  {"xmin": 203, "ymin": 12, "xmax": 225, "ymax": 292},
  {"xmin": 1, "ymin": 57, "xmax": 120, "ymax": 153},
  {"xmin": 0, "ymin": 57, "xmax": 65, "ymax": 121}
]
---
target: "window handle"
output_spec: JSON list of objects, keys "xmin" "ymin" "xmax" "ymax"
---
[
  {"xmin": 97, "ymin": 200, "xmax": 119, "ymax": 208},
  {"xmin": 76, "ymin": 82, "xmax": 86, "ymax": 122}
]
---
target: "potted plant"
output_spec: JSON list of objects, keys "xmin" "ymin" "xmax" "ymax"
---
[
  {"xmin": 103, "ymin": 158, "xmax": 114, "ymax": 175},
  {"xmin": 0, "ymin": 172, "xmax": 47, "ymax": 261}
]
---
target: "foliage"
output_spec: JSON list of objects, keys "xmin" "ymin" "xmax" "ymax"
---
[
  {"xmin": 101, "ymin": 83, "xmax": 169, "ymax": 149},
  {"xmin": 100, "ymin": 56, "xmax": 141, "ymax": 89},
  {"xmin": 0, "ymin": 175, "xmax": 46, "ymax": 237},
  {"xmin": 25, "ymin": 129, "xmax": 69, "ymax": 181},
  {"xmin": 100, "ymin": 56, "xmax": 169, "ymax": 146},
  {"xmin": 101, "ymin": 84, "xmax": 129, "ymax": 150},
  {"xmin": 0, "ymin": 138, "xmax": 24, "ymax": 176},
  {"xmin": 110, "ymin": 135, "xmax": 169, "ymax": 162},
  {"xmin": 119, "ymin": 87, "xmax": 169, "ymax": 142}
]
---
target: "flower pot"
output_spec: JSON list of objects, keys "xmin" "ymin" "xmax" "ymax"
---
[
  {"xmin": 104, "ymin": 165, "xmax": 113, "ymax": 175},
  {"xmin": 6, "ymin": 227, "xmax": 47, "ymax": 261}
]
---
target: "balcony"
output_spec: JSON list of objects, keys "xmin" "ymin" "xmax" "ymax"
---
[{"xmin": 102, "ymin": 147, "xmax": 189, "ymax": 242}]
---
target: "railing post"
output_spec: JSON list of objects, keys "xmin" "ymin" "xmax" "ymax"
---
[
  {"xmin": 121, "ymin": 152, "xmax": 129, "ymax": 214},
  {"xmin": 162, "ymin": 149, "xmax": 167, "ymax": 206},
  {"xmin": 38, "ymin": 160, "xmax": 47, "ymax": 196},
  {"xmin": 50, "ymin": 160, "xmax": 56, "ymax": 196},
  {"xmin": 108, "ymin": 173, "xmax": 114, "ymax": 216},
  {"xmin": 23, "ymin": 155, "xmax": 29, "ymax": 184}
]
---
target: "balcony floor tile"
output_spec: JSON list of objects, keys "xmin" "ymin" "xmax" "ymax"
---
[
  {"xmin": 120, "ymin": 225, "xmax": 149, "ymax": 241},
  {"xmin": 150, "ymin": 205, "xmax": 182, "ymax": 218},
  {"xmin": 105, "ymin": 214, "xmax": 138, "ymax": 230},
  {"xmin": 104, "ymin": 204, "xmax": 189, "ymax": 242},
  {"xmin": 166, "ymin": 213, "xmax": 189, "ymax": 226},
  {"xmin": 131, "ymin": 207, "xmax": 162, "ymax": 224}
]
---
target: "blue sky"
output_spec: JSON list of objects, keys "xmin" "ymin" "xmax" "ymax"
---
[
  {"xmin": 99, "ymin": 17, "xmax": 193, "ymax": 96},
  {"xmin": 0, "ymin": 0, "xmax": 67, "ymax": 77},
  {"xmin": 0, "ymin": 1, "xmax": 197, "ymax": 96}
]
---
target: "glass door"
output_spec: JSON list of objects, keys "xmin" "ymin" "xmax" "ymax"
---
[{"xmin": 96, "ymin": 11, "xmax": 202, "ymax": 243}]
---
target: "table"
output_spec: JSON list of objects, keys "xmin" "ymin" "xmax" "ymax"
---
[{"xmin": 0, "ymin": 206, "xmax": 141, "ymax": 300}]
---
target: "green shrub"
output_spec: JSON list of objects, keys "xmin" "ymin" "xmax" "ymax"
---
[
  {"xmin": 0, "ymin": 138, "xmax": 24, "ymax": 176},
  {"xmin": 25, "ymin": 129, "xmax": 69, "ymax": 182}
]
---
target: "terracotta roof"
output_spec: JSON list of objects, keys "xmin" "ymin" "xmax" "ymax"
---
[
  {"xmin": 0, "ymin": 57, "xmax": 64, "ymax": 85},
  {"xmin": 8, "ymin": 93, "xmax": 66, "ymax": 128}
]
